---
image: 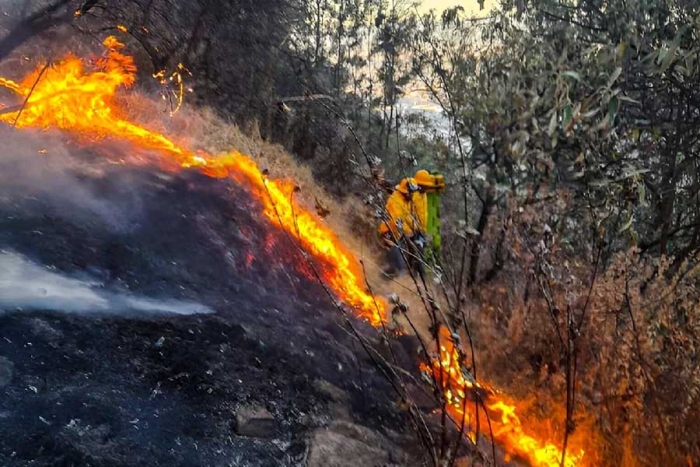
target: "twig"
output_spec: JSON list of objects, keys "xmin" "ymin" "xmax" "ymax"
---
[
  {"xmin": 624, "ymin": 270, "xmax": 672, "ymax": 459},
  {"xmin": 14, "ymin": 60, "xmax": 51, "ymax": 127},
  {"xmin": 260, "ymin": 175, "xmax": 440, "ymax": 465},
  {"xmin": 278, "ymin": 94, "xmax": 333, "ymax": 103}
]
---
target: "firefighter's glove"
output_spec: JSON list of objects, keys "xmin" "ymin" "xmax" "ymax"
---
[{"xmin": 412, "ymin": 233, "xmax": 426, "ymax": 250}]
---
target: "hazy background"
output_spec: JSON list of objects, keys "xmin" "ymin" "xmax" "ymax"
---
[{"xmin": 418, "ymin": 0, "xmax": 495, "ymax": 14}]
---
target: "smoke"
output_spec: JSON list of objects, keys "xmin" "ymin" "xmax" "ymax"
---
[
  {"xmin": 0, "ymin": 251, "xmax": 213, "ymax": 316},
  {"xmin": 0, "ymin": 127, "xmax": 144, "ymax": 233}
]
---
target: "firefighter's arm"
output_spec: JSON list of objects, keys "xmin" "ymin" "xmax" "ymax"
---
[
  {"xmin": 385, "ymin": 192, "xmax": 415, "ymax": 238},
  {"xmin": 378, "ymin": 195, "xmax": 401, "ymax": 242},
  {"xmin": 409, "ymin": 193, "xmax": 427, "ymax": 232},
  {"xmin": 394, "ymin": 206, "xmax": 414, "ymax": 237},
  {"xmin": 402, "ymin": 215, "xmax": 416, "ymax": 237}
]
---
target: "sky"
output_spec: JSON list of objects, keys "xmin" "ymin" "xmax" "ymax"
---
[
  {"xmin": 418, "ymin": 0, "xmax": 497, "ymax": 15},
  {"xmin": 402, "ymin": 0, "xmax": 498, "ymax": 120}
]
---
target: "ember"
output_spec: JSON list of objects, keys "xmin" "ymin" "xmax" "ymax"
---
[{"xmin": 0, "ymin": 36, "xmax": 593, "ymax": 466}]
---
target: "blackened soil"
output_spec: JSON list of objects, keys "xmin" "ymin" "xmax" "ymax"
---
[{"xmin": 0, "ymin": 149, "xmax": 420, "ymax": 467}]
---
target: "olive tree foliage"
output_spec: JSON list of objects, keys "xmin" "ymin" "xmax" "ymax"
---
[
  {"xmin": 406, "ymin": 2, "xmax": 700, "ymax": 464},
  {"xmin": 407, "ymin": 0, "xmax": 700, "ymax": 288},
  {"xmin": 516, "ymin": 0, "xmax": 700, "ymax": 266}
]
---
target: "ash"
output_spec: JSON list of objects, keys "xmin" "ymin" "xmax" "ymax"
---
[{"xmin": 0, "ymin": 134, "xmax": 420, "ymax": 467}]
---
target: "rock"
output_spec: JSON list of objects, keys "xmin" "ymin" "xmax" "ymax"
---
[
  {"xmin": 233, "ymin": 404, "xmax": 277, "ymax": 438},
  {"xmin": 313, "ymin": 379, "xmax": 349, "ymax": 404},
  {"xmin": 0, "ymin": 357, "xmax": 14, "ymax": 387},
  {"xmin": 307, "ymin": 421, "xmax": 409, "ymax": 467},
  {"xmin": 313, "ymin": 379, "xmax": 351, "ymax": 420}
]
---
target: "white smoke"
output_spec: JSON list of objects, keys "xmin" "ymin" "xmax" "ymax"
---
[
  {"xmin": 0, "ymin": 251, "xmax": 213, "ymax": 316},
  {"xmin": 0, "ymin": 127, "xmax": 144, "ymax": 233}
]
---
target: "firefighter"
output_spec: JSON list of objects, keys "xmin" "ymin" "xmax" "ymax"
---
[
  {"xmin": 413, "ymin": 169, "xmax": 445, "ymax": 266},
  {"xmin": 378, "ymin": 177, "xmax": 426, "ymax": 278},
  {"xmin": 413, "ymin": 169, "xmax": 432, "ymax": 227}
]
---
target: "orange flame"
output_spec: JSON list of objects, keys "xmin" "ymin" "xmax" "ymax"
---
[
  {"xmin": 0, "ymin": 37, "xmax": 594, "ymax": 466},
  {"xmin": 423, "ymin": 326, "xmax": 587, "ymax": 466},
  {"xmin": 0, "ymin": 36, "xmax": 384, "ymax": 326}
]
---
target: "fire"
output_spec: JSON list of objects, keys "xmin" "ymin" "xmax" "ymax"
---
[
  {"xmin": 423, "ymin": 326, "xmax": 587, "ymax": 467},
  {"xmin": 0, "ymin": 36, "xmax": 594, "ymax": 466},
  {"xmin": 0, "ymin": 36, "xmax": 384, "ymax": 326}
]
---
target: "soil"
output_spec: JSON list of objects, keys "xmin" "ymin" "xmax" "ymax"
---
[{"xmin": 0, "ymin": 132, "xmax": 425, "ymax": 467}]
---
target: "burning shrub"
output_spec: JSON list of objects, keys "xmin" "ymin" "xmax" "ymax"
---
[{"xmin": 464, "ymin": 188, "xmax": 700, "ymax": 466}]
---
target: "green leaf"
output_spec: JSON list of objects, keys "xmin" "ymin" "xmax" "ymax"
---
[
  {"xmin": 608, "ymin": 97, "xmax": 620, "ymax": 125},
  {"xmin": 562, "ymin": 104, "xmax": 573, "ymax": 130},
  {"xmin": 619, "ymin": 214, "xmax": 635, "ymax": 233},
  {"xmin": 548, "ymin": 110, "xmax": 558, "ymax": 135},
  {"xmin": 659, "ymin": 26, "xmax": 688, "ymax": 74},
  {"xmin": 630, "ymin": 230, "xmax": 639, "ymax": 247},
  {"xmin": 641, "ymin": 50, "xmax": 657, "ymax": 65},
  {"xmin": 656, "ymin": 48, "xmax": 667, "ymax": 65},
  {"xmin": 616, "ymin": 42, "xmax": 627, "ymax": 61},
  {"xmin": 685, "ymin": 54, "xmax": 696, "ymax": 76},
  {"xmin": 608, "ymin": 67, "xmax": 622, "ymax": 87},
  {"xmin": 562, "ymin": 71, "xmax": 581, "ymax": 81},
  {"xmin": 638, "ymin": 180, "xmax": 646, "ymax": 206},
  {"xmin": 618, "ymin": 95, "xmax": 640, "ymax": 104},
  {"xmin": 615, "ymin": 168, "xmax": 650, "ymax": 181},
  {"xmin": 589, "ymin": 178, "xmax": 610, "ymax": 188}
]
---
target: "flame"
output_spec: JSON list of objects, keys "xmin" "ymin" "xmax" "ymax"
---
[
  {"xmin": 153, "ymin": 63, "xmax": 188, "ymax": 116},
  {"xmin": 0, "ymin": 36, "xmax": 384, "ymax": 326},
  {"xmin": 423, "ymin": 326, "xmax": 588, "ymax": 467},
  {"xmin": 0, "ymin": 37, "xmax": 595, "ymax": 466}
]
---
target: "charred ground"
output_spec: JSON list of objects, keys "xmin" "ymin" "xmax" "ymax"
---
[{"xmin": 0, "ymin": 133, "xmax": 421, "ymax": 466}]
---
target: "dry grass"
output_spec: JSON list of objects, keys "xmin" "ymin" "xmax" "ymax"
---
[
  {"xmin": 118, "ymin": 96, "xmax": 418, "ymax": 315},
  {"xmin": 0, "ymin": 27, "xmax": 412, "ymax": 320}
]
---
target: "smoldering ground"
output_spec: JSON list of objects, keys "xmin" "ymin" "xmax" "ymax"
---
[
  {"xmin": 0, "ymin": 127, "xmax": 146, "ymax": 234},
  {"xmin": 0, "ymin": 250, "xmax": 213, "ymax": 316},
  {"xmin": 0, "ymin": 128, "xmax": 219, "ymax": 315},
  {"xmin": 0, "ymin": 122, "xmax": 416, "ymax": 467}
]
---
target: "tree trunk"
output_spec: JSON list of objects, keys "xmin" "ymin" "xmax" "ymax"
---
[
  {"xmin": 469, "ymin": 190, "xmax": 494, "ymax": 284},
  {"xmin": 658, "ymin": 145, "xmax": 679, "ymax": 257}
]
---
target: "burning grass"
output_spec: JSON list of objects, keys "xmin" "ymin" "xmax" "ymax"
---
[
  {"xmin": 0, "ymin": 34, "xmax": 602, "ymax": 467},
  {"xmin": 0, "ymin": 36, "xmax": 386, "ymax": 327}
]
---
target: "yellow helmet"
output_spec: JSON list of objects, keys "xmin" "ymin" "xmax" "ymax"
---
[
  {"xmin": 414, "ymin": 169, "xmax": 433, "ymax": 188},
  {"xmin": 414, "ymin": 169, "xmax": 445, "ymax": 192},
  {"xmin": 395, "ymin": 177, "xmax": 419, "ymax": 195}
]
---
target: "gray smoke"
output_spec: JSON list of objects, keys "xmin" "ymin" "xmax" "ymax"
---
[
  {"xmin": 0, "ymin": 127, "xmax": 144, "ymax": 233},
  {"xmin": 0, "ymin": 251, "xmax": 213, "ymax": 316}
]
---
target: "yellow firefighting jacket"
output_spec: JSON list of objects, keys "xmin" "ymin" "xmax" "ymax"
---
[
  {"xmin": 378, "ymin": 190, "xmax": 426, "ymax": 240},
  {"xmin": 411, "ymin": 191, "xmax": 428, "ymax": 233}
]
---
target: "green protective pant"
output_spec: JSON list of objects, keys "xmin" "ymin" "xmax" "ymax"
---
[{"xmin": 425, "ymin": 192, "xmax": 442, "ymax": 267}]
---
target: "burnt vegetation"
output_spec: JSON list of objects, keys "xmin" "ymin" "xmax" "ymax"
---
[
  {"xmin": 1, "ymin": 0, "xmax": 700, "ymax": 466},
  {"xmin": 0, "ymin": 134, "xmax": 418, "ymax": 466}
]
